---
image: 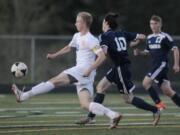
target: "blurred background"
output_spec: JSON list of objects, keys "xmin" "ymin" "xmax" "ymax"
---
[{"xmin": 0, "ymin": 0, "xmax": 179, "ymax": 93}]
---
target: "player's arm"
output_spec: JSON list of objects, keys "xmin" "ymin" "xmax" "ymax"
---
[
  {"xmin": 133, "ymin": 48, "xmax": 149, "ymax": 56},
  {"xmin": 83, "ymin": 46, "xmax": 106, "ymax": 77},
  {"xmin": 130, "ymin": 34, "xmax": 146, "ymax": 48},
  {"xmin": 47, "ymin": 45, "xmax": 72, "ymax": 59},
  {"xmin": 172, "ymin": 47, "xmax": 180, "ymax": 73}
]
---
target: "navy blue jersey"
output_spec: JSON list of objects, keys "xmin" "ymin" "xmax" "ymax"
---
[
  {"xmin": 99, "ymin": 29, "xmax": 138, "ymax": 66},
  {"xmin": 145, "ymin": 32, "xmax": 177, "ymax": 66}
]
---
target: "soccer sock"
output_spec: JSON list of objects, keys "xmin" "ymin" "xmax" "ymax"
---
[
  {"xmin": 89, "ymin": 102, "xmax": 118, "ymax": 119},
  {"xmin": 148, "ymin": 86, "xmax": 161, "ymax": 104},
  {"xmin": 131, "ymin": 97, "xmax": 158, "ymax": 113},
  {"xmin": 88, "ymin": 93, "xmax": 105, "ymax": 119},
  {"xmin": 21, "ymin": 81, "xmax": 55, "ymax": 100},
  {"xmin": 171, "ymin": 93, "xmax": 180, "ymax": 107}
]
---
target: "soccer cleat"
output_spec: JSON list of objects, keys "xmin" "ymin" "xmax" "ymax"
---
[
  {"xmin": 156, "ymin": 102, "xmax": 167, "ymax": 111},
  {"xmin": 109, "ymin": 114, "xmax": 122, "ymax": 129},
  {"xmin": 75, "ymin": 117, "xmax": 96, "ymax": 125},
  {"xmin": 152, "ymin": 110, "xmax": 161, "ymax": 126},
  {"xmin": 11, "ymin": 84, "xmax": 23, "ymax": 103}
]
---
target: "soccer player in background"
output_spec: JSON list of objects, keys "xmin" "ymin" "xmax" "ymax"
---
[
  {"xmin": 133, "ymin": 15, "xmax": 180, "ymax": 109},
  {"xmin": 11, "ymin": 11, "xmax": 122, "ymax": 129},
  {"xmin": 76, "ymin": 13, "xmax": 160, "ymax": 126}
]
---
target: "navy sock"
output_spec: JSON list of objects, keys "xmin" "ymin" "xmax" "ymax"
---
[
  {"xmin": 88, "ymin": 93, "xmax": 105, "ymax": 118},
  {"xmin": 171, "ymin": 93, "xmax": 180, "ymax": 107},
  {"xmin": 148, "ymin": 86, "xmax": 161, "ymax": 104},
  {"xmin": 132, "ymin": 97, "xmax": 158, "ymax": 113}
]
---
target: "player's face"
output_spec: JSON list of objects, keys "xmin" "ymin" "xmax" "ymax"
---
[
  {"xmin": 75, "ymin": 16, "xmax": 86, "ymax": 32},
  {"xmin": 102, "ymin": 19, "xmax": 108, "ymax": 32},
  {"xmin": 150, "ymin": 20, "xmax": 161, "ymax": 33}
]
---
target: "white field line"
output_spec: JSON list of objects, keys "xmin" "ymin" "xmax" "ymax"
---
[
  {"xmin": 0, "ymin": 122, "xmax": 180, "ymax": 129},
  {"xmin": 0, "ymin": 118, "xmax": 170, "ymax": 123},
  {"xmin": 0, "ymin": 112, "xmax": 180, "ymax": 118},
  {"xmin": 1, "ymin": 125, "xmax": 180, "ymax": 134},
  {"xmin": 28, "ymin": 100, "xmax": 175, "ymax": 104},
  {"xmin": 0, "ymin": 106, "xmax": 179, "ymax": 112},
  {"xmin": 0, "ymin": 95, "xmax": 5, "ymax": 98},
  {"xmin": 26, "ymin": 112, "xmax": 180, "ymax": 117}
]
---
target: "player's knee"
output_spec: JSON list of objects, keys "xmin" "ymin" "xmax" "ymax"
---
[
  {"xmin": 49, "ymin": 77, "xmax": 62, "ymax": 86},
  {"xmin": 162, "ymin": 88, "xmax": 173, "ymax": 97},
  {"xmin": 49, "ymin": 77, "xmax": 57, "ymax": 86},
  {"xmin": 161, "ymin": 84, "xmax": 175, "ymax": 97},
  {"xmin": 96, "ymin": 84, "xmax": 104, "ymax": 93},
  {"xmin": 142, "ymin": 80, "xmax": 151, "ymax": 90}
]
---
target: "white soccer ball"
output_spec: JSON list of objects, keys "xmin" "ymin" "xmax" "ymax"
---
[{"xmin": 11, "ymin": 62, "xmax": 28, "ymax": 78}]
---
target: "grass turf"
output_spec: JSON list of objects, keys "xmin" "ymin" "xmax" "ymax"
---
[{"xmin": 0, "ymin": 93, "xmax": 179, "ymax": 135}]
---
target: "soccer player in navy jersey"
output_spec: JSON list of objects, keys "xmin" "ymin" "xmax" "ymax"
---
[
  {"xmin": 76, "ymin": 13, "xmax": 160, "ymax": 126},
  {"xmin": 133, "ymin": 15, "xmax": 180, "ymax": 110}
]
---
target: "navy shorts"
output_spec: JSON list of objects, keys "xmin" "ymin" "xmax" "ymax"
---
[
  {"xmin": 147, "ymin": 61, "xmax": 169, "ymax": 86},
  {"xmin": 106, "ymin": 64, "xmax": 135, "ymax": 94}
]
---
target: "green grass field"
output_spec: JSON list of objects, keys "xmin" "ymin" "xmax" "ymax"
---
[{"xmin": 0, "ymin": 93, "xmax": 180, "ymax": 135}]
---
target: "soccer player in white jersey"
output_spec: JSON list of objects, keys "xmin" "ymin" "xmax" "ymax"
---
[{"xmin": 12, "ymin": 11, "xmax": 122, "ymax": 129}]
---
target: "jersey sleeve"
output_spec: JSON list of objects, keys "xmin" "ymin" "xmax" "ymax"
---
[
  {"xmin": 99, "ymin": 34, "xmax": 109, "ymax": 48},
  {"xmin": 69, "ymin": 33, "xmax": 77, "ymax": 48},
  {"xmin": 163, "ymin": 34, "xmax": 177, "ymax": 50},
  {"xmin": 144, "ymin": 39, "xmax": 150, "ymax": 52},
  {"xmin": 124, "ymin": 31, "xmax": 138, "ymax": 42}
]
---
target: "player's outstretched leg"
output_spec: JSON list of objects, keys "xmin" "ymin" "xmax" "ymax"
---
[
  {"xmin": 161, "ymin": 81, "xmax": 180, "ymax": 107},
  {"xmin": 123, "ymin": 93, "xmax": 161, "ymax": 126},
  {"xmin": 11, "ymin": 72, "xmax": 73, "ymax": 102},
  {"xmin": 12, "ymin": 81, "xmax": 54, "ymax": 102},
  {"xmin": 143, "ymin": 76, "xmax": 166, "ymax": 110}
]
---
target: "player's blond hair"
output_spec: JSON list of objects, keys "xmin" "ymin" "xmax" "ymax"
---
[
  {"xmin": 150, "ymin": 15, "xmax": 162, "ymax": 24},
  {"xmin": 77, "ymin": 12, "xmax": 93, "ymax": 28}
]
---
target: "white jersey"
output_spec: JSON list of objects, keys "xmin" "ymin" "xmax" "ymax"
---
[{"xmin": 69, "ymin": 32, "xmax": 100, "ymax": 66}]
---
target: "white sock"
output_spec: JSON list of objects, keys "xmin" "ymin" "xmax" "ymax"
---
[
  {"xmin": 21, "ymin": 81, "xmax": 55, "ymax": 101},
  {"xmin": 89, "ymin": 102, "xmax": 118, "ymax": 119}
]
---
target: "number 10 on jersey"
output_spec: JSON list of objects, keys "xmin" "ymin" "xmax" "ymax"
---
[{"xmin": 115, "ymin": 37, "xmax": 127, "ymax": 51}]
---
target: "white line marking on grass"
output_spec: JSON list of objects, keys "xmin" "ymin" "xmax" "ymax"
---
[
  {"xmin": 0, "ymin": 112, "xmax": 179, "ymax": 119},
  {"xmin": 0, "ymin": 118, "xmax": 155, "ymax": 124},
  {"xmin": 0, "ymin": 106, "xmax": 179, "ymax": 112},
  {"xmin": 1, "ymin": 125, "xmax": 180, "ymax": 134},
  {"xmin": 28, "ymin": 100, "xmax": 175, "ymax": 105},
  {"xmin": 55, "ymin": 111, "xmax": 80, "ymax": 114},
  {"xmin": 27, "ymin": 112, "xmax": 179, "ymax": 117},
  {"xmin": 0, "ymin": 94, "xmax": 5, "ymax": 98},
  {"xmin": 16, "ymin": 111, "xmax": 29, "ymax": 114},
  {"xmin": 0, "ymin": 122, "xmax": 180, "ymax": 130},
  {"xmin": 1, "ymin": 117, "xmax": 180, "ymax": 124}
]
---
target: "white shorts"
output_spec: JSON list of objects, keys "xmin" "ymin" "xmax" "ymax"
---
[{"xmin": 63, "ymin": 65, "xmax": 96, "ymax": 97}]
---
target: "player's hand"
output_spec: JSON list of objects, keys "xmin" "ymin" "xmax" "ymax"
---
[
  {"xmin": 83, "ymin": 68, "xmax": 92, "ymax": 77},
  {"xmin": 133, "ymin": 48, "xmax": 140, "ymax": 56},
  {"xmin": 173, "ymin": 65, "xmax": 180, "ymax": 73},
  {"xmin": 46, "ymin": 53, "xmax": 56, "ymax": 59},
  {"xmin": 138, "ymin": 34, "xmax": 146, "ymax": 40}
]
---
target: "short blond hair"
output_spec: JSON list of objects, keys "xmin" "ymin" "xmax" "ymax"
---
[
  {"xmin": 150, "ymin": 15, "xmax": 162, "ymax": 24},
  {"xmin": 77, "ymin": 12, "xmax": 93, "ymax": 28}
]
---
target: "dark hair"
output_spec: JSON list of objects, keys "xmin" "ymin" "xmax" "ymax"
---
[
  {"xmin": 104, "ymin": 13, "xmax": 119, "ymax": 30},
  {"xmin": 150, "ymin": 15, "xmax": 162, "ymax": 24}
]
